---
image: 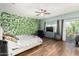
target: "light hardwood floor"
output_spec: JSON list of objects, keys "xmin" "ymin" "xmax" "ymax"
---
[{"xmin": 17, "ymin": 38, "xmax": 79, "ymax": 56}]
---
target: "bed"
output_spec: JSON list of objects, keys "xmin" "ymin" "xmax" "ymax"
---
[{"xmin": 6, "ymin": 35, "xmax": 43, "ymax": 56}]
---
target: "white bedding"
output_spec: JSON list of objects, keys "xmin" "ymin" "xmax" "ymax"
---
[{"xmin": 7, "ymin": 35, "xmax": 43, "ymax": 56}]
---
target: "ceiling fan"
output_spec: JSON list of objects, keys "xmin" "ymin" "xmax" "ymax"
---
[{"xmin": 35, "ymin": 9, "xmax": 51, "ymax": 16}]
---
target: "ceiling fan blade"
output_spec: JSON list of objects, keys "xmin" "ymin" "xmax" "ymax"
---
[
  {"xmin": 35, "ymin": 11, "xmax": 41, "ymax": 13},
  {"xmin": 44, "ymin": 12, "xmax": 50, "ymax": 14}
]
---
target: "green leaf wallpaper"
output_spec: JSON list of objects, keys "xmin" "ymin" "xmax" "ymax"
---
[{"xmin": 0, "ymin": 12, "xmax": 39, "ymax": 35}]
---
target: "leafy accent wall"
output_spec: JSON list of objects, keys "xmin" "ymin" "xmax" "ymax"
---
[{"xmin": 0, "ymin": 12, "xmax": 39, "ymax": 35}]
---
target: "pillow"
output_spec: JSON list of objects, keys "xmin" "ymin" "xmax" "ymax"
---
[{"xmin": 3, "ymin": 33, "xmax": 19, "ymax": 43}]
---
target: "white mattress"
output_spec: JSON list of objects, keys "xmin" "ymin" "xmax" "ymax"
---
[{"xmin": 7, "ymin": 35, "xmax": 43, "ymax": 56}]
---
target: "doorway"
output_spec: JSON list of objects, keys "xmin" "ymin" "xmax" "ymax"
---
[{"xmin": 64, "ymin": 19, "xmax": 79, "ymax": 44}]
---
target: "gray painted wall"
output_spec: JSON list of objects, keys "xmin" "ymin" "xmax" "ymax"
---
[
  {"xmin": 40, "ymin": 11, "xmax": 79, "ymax": 40},
  {"xmin": 41, "ymin": 11, "xmax": 79, "ymax": 31}
]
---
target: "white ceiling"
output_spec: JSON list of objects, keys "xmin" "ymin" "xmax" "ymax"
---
[{"xmin": 0, "ymin": 3, "xmax": 79, "ymax": 19}]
